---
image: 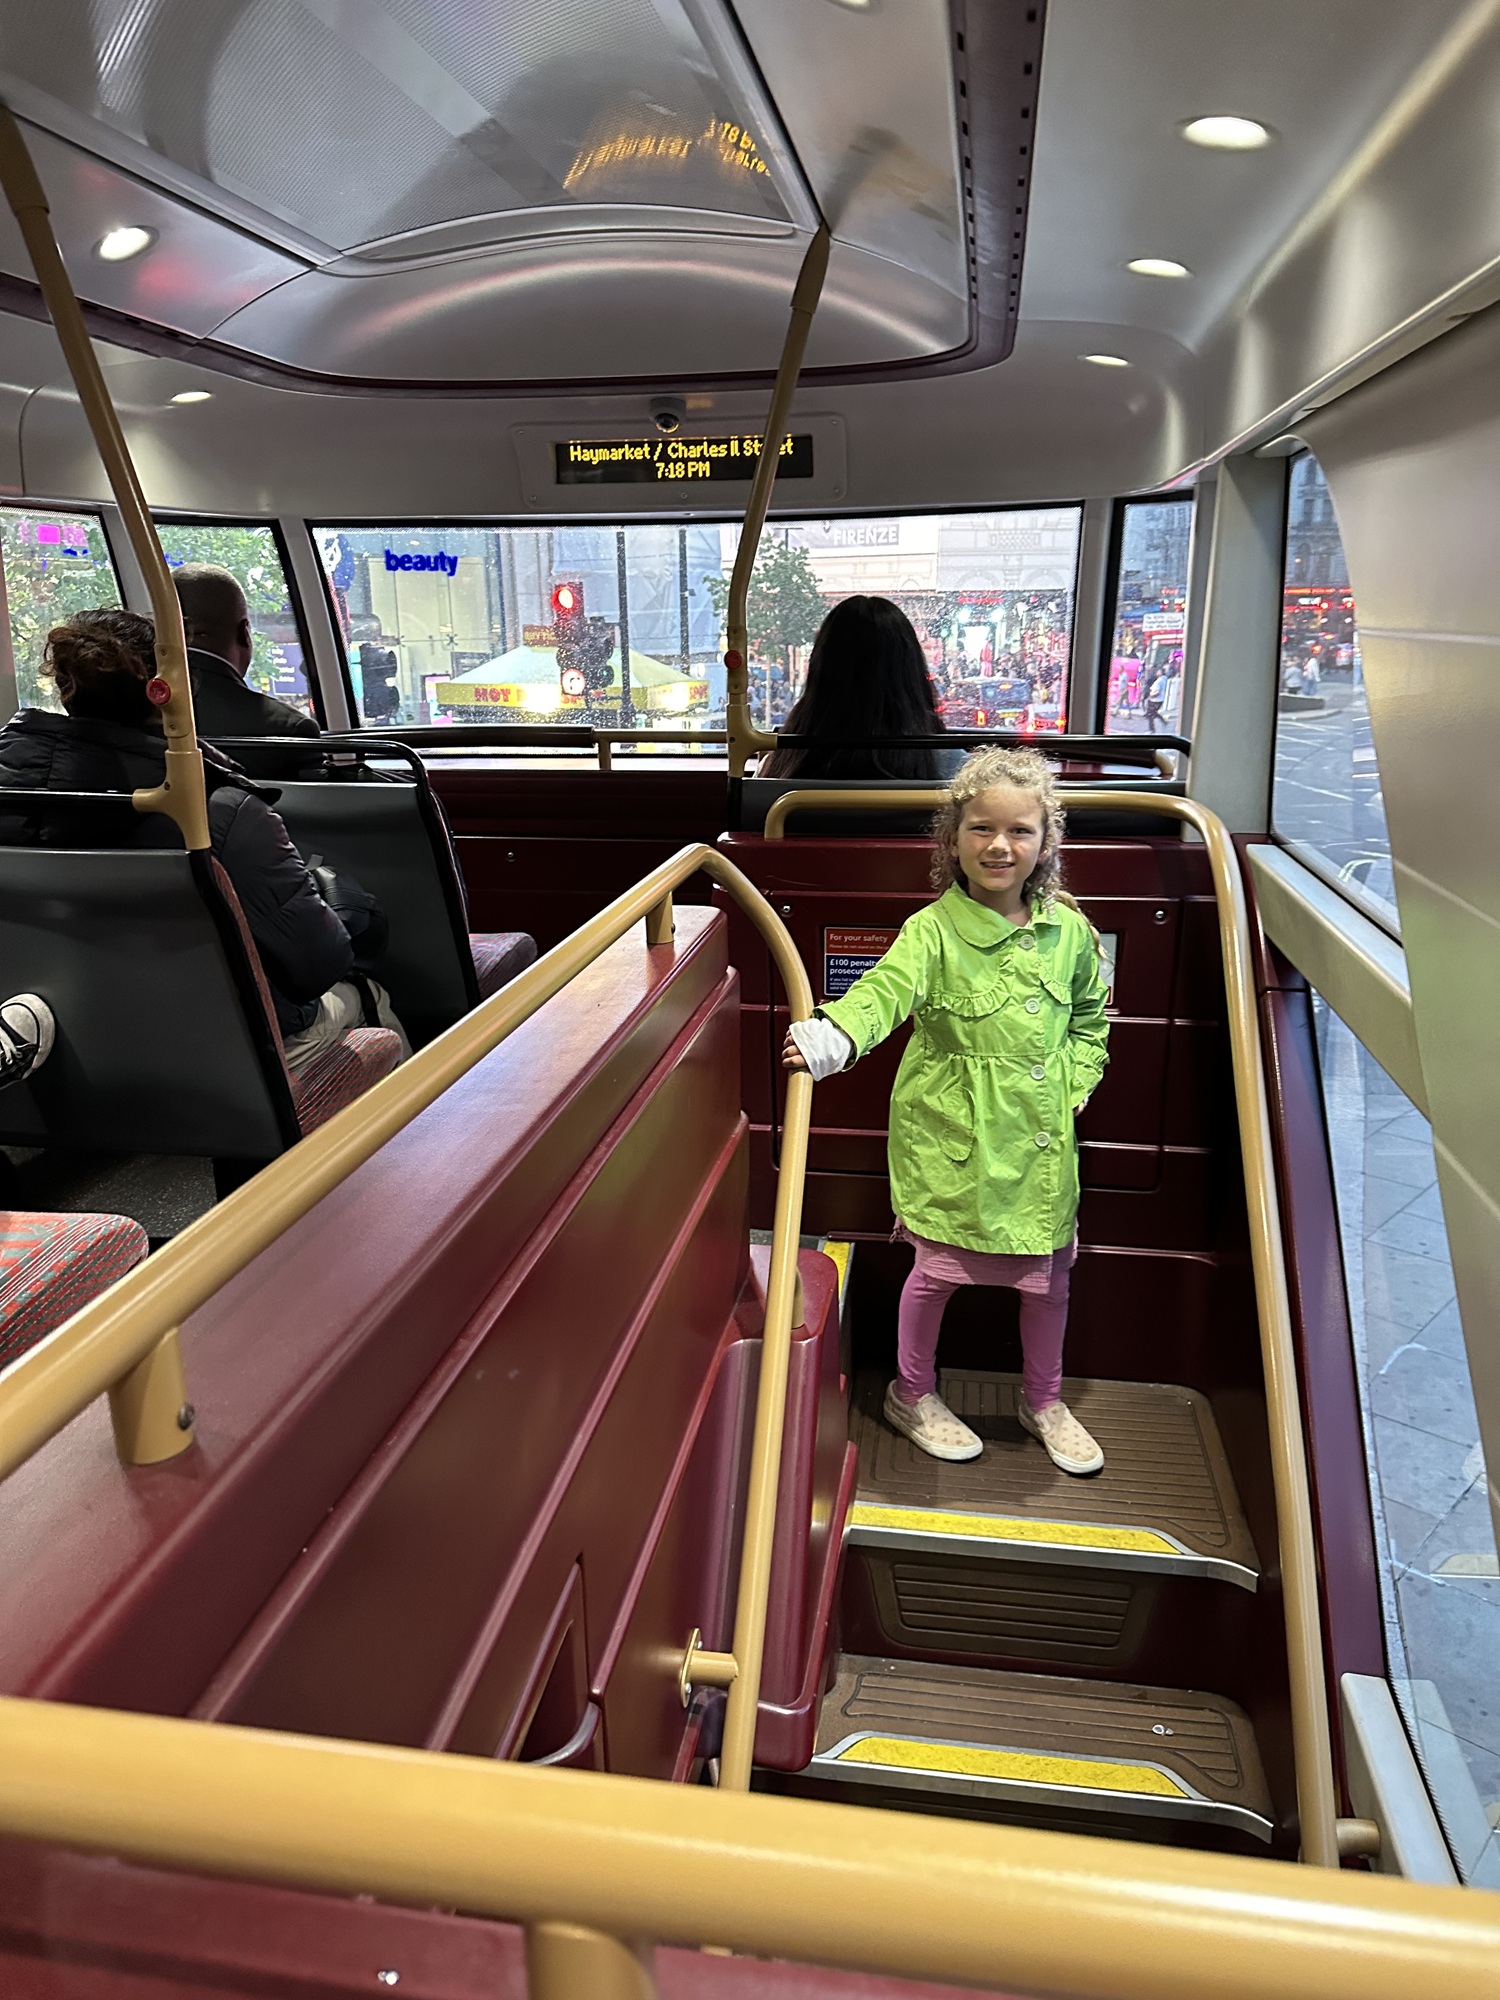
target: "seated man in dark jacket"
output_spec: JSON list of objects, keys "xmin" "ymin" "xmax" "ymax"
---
[
  {"xmin": 173, "ymin": 563, "xmax": 321, "ymax": 741},
  {"xmin": 0, "ymin": 608, "xmax": 400, "ymax": 1074}
]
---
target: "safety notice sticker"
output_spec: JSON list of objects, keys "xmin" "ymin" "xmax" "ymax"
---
[{"xmin": 824, "ymin": 927, "xmax": 899, "ymax": 999}]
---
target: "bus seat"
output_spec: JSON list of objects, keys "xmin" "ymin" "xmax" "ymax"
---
[
  {"xmin": 0, "ymin": 1209, "xmax": 149, "ymax": 1367},
  {"xmin": 737, "ymin": 776, "xmax": 942, "ymax": 836},
  {"xmin": 470, "ymin": 930, "xmax": 538, "ymax": 999},
  {"xmin": 217, "ymin": 741, "xmax": 536, "ymax": 1044},
  {"xmin": 0, "ymin": 837, "xmax": 399, "ymax": 1160}
]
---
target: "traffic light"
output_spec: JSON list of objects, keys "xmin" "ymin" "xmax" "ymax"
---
[
  {"xmin": 551, "ymin": 580, "xmax": 585, "ymax": 634},
  {"xmin": 553, "ymin": 582, "xmax": 598, "ymax": 705}
]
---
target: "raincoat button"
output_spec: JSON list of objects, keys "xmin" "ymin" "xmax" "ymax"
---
[
  {"xmin": 1025, "ymin": 997, "xmax": 1040, "ymax": 1014},
  {"xmin": 1035, "ymin": 1131, "xmax": 1050, "ymax": 1148},
  {"xmin": 1031, "ymin": 1063, "xmax": 1046, "ymax": 1080},
  {"xmin": 1019, "ymin": 933, "xmax": 1035, "ymax": 950}
]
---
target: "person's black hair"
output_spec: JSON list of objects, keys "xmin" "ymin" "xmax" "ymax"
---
[{"xmin": 760, "ymin": 595, "xmax": 946, "ymax": 779}]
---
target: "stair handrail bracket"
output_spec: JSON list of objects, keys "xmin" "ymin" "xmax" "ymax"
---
[{"xmin": 763, "ymin": 786, "xmax": 1341, "ymax": 1869}]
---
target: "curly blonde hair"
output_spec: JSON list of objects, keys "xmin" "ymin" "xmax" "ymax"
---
[{"xmin": 929, "ymin": 745, "xmax": 1073, "ymax": 908}]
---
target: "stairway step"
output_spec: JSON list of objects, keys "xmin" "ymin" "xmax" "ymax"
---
[
  {"xmin": 848, "ymin": 1371, "xmax": 1259, "ymax": 1590},
  {"xmin": 810, "ymin": 1653, "xmax": 1274, "ymax": 1842}
]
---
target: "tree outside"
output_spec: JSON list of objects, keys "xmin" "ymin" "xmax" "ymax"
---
[
  {"xmin": 154, "ymin": 522, "xmax": 313, "ymax": 712},
  {"xmin": 2, "ymin": 508, "xmax": 122, "ymax": 711},
  {"xmin": 705, "ymin": 536, "xmax": 826, "ymax": 726},
  {"xmin": 706, "ymin": 536, "xmax": 827, "ymax": 663}
]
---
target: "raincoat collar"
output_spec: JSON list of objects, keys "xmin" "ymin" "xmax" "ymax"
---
[{"xmin": 939, "ymin": 881, "xmax": 1062, "ymax": 949}]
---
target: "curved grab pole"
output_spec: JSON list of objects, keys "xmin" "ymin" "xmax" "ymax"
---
[
  {"xmin": 0, "ymin": 108, "xmax": 207, "ymax": 849},
  {"xmin": 724, "ymin": 225, "xmax": 831, "ymax": 778},
  {"xmin": 763, "ymin": 785, "xmax": 1340, "ymax": 1868}
]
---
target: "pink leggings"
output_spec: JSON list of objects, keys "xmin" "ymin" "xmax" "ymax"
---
[{"xmin": 896, "ymin": 1262, "xmax": 1071, "ymax": 1411}]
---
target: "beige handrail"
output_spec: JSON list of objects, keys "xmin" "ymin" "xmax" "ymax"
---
[
  {"xmin": 762, "ymin": 786, "xmax": 1341, "ymax": 1867},
  {"xmin": 724, "ymin": 225, "xmax": 830, "ymax": 778},
  {"xmin": 0, "ymin": 845, "xmax": 808, "ymax": 1480},
  {"xmin": 0, "ymin": 1696, "xmax": 1494, "ymax": 2000},
  {"xmin": 595, "ymin": 729, "xmax": 726, "ymax": 771},
  {"xmin": 0, "ymin": 107, "xmax": 207, "ymax": 851}
]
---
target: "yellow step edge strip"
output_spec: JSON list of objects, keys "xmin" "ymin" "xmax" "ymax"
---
[
  {"xmin": 831, "ymin": 1734, "xmax": 1190, "ymax": 1800},
  {"xmin": 848, "ymin": 1500, "xmax": 1183, "ymax": 1557},
  {"xmin": 819, "ymin": 1237, "xmax": 852, "ymax": 1311}
]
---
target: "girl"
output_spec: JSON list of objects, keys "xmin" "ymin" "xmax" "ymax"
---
[{"xmin": 783, "ymin": 747, "xmax": 1110, "ymax": 1474}]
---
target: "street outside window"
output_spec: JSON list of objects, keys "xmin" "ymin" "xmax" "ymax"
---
[{"xmin": 314, "ymin": 509, "xmax": 1083, "ymax": 733}]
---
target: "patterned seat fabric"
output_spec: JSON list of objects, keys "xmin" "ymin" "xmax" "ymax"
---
[
  {"xmin": 0, "ymin": 1210, "xmax": 150, "ymax": 1368},
  {"xmin": 290, "ymin": 1027, "xmax": 404, "ymax": 1134},
  {"xmin": 470, "ymin": 931, "xmax": 538, "ymax": 1000}
]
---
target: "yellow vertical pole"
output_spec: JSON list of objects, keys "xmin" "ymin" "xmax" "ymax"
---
[
  {"xmin": 0, "ymin": 107, "xmax": 207, "ymax": 850},
  {"xmin": 724, "ymin": 226, "xmax": 830, "ymax": 778}
]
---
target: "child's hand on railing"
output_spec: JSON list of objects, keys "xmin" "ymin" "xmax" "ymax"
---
[{"xmin": 783, "ymin": 1017, "xmax": 855, "ymax": 1080}]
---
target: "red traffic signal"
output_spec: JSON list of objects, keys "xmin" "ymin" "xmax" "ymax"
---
[{"xmin": 551, "ymin": 580, "xmax": 584, "ymax": 629}]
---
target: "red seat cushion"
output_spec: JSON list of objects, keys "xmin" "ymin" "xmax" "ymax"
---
[
  {"xmin": 0, "ymin": 1211, "xmax": 150, "ymax": 1368},
  {"xmin": 290, "ymin": 1029, "xmax": 404, "ymax": 1134},
  {"xmin": 470, "ymin": 931, "xmax": 537, "ymax": 1000}
]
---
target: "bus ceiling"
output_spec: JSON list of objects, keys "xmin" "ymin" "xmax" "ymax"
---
[
  {"xmin": 2, "ymin": 4, "xmax": 1500, "ymax": 503},
  {"xmin": 0, "ymin": 0, "xmax": 1037, "ymax": 387}
]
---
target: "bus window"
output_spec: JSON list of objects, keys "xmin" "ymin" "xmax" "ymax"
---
[
  {"xmin": 0, "ymin": 506, "xmax": 121, "ymax": 714},
  {"xmin": 153, "ymin": 521, "xmax": 317, "ymax": 721},
  {"xmin": 1102, "ymin": 495, "xmax": 1192, "ymax": 735},
  {"xmin": 314, "ymin": 508, "xmax": 1083, "ymax": 734},
  {"xmin": 1271, "ymin": 456, "xmax": 1395, "ymax": 930},
  {"xmin": 1315, "ymin": 997, "xmax": 1500, "ymax": 1884}
]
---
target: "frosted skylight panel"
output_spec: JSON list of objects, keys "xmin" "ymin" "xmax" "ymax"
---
[{"xmin": 0, "ymin": 0, "xmax": 793, "ymax": 253}]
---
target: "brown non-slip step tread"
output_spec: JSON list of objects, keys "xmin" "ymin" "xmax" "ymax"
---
[
  {"xmin": 809, "ymin": 1652, "xmax": 1273, "ymax": 1840},
  {"xmin": 848, "ymin": 1371, "xmax": 1259, "ymax": 1589}
]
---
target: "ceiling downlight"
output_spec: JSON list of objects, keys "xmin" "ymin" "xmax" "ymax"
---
[
  {"xmin": 95, "ymin": 225, "xmax": 155, "ymax": 262},
  {"xmin": 1127, "ymin": 257, "xmax": 1191, "ymax": 279},
  {"xmin": 1181, "ymin": 115, "xmax": 1273, "ymax": 152}
]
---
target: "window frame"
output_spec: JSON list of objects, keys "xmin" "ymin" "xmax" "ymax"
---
[
  {"xmin": 0, "ymin": 498, "xmax": 126, "ymax": 717},
  {"xmin": 151, "ymin": 512, "xmax": 329, "ymax": 728},
  {"xmin": 1094, "ymin": 490, "xmax": 1195, "ymax": 736},
  {"xmin": 308, "ymin": 501, "xmax": 1089, "ymax": 732}
]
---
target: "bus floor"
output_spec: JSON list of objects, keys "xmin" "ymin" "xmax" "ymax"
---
[
  {"xmin": 0, "ymin": 1144, "xmax": 216, "ymax": 1245},
  {"xmin": 754, "ymin": 1244, "xmax": 1280, "ymax": 1861}
]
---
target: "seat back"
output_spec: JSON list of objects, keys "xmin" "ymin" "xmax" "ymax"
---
[
  {"xmin": 223, "ymin": 747, "xmax": 477, "ymax": 1045},
  {"xmin": 736, "ymin": 775, "xmax": 944, "ymax": 836},
  {"xmin": 0, "ymin": 841, "xmax": 298, "ymax": 1159}
]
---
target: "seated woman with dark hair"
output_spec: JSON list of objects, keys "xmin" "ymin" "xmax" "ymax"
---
[
  {"xmin": 759, "ymin": 595, "xmax": 955, "ymax": 780},
  {"xmin": 0, "ymin": 608, "xmax": 405, "ymax": 1072}
]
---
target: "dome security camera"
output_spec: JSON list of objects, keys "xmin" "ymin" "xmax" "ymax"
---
[{"xmin": 650, "ymin": 397, "xmax": 687, "ymax": 436}]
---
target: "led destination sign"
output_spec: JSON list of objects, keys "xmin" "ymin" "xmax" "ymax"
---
[{"xmin": 555, "ymin": 432, "xmax": 814, "ymax": 486}]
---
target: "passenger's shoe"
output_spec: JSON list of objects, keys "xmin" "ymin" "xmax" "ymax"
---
[
  {"xmin": 883, "ymin": 1381, "xmax": 983, "ymax": 1462},
  {"xmin": 0, "ymin": 994, "xmax": 55, "ymax": 1088},
  {"xmin": 1019, "ymin": 1396, "xmax": 1104, "ymax": 1476}
]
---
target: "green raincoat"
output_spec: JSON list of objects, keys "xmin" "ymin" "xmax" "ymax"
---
[{"xmin": 819, "ymin": 884, "xmax": 1110, "ymax": 1255}]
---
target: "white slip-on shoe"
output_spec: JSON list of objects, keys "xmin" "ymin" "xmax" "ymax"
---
[
  {"xmin": 1019, "ymin": 1396, "xmax": 1104, "ymax": 1476},
  {"xmin": 883, "ymin": 1380, "xmax": 983, "ymax": 1462},
  {"xmin": 0, "ymin": 993, "xmax": 55, "ymax": 1087}
]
